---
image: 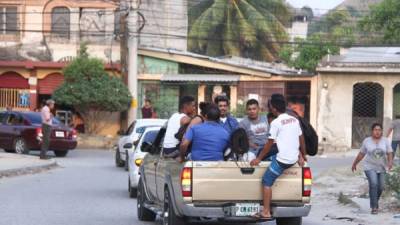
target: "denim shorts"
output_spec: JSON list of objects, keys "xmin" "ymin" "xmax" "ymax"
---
[{"xmin": 262, "ymin": 155, "xmax": 294, "ymax": 187}]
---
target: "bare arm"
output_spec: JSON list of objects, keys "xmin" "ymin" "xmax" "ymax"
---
[
  {"xmin": 250, "ymin": 139, "xmax": 274, "ymax": 166},
  {"xmin": 351, "ymin": 152, "xmax": 366, "ymax": 172},
  {"xmin": 186, "ymin": 117, "xmax": 202, "ymax": 130},
  {"xmin": 299, "ymin": 135, "xmax": 307, "ymax": 160},
  {"xmin": 386, "ymin": 128, "xmax": 393, "ymax": 138},
  {"xmin": 179, "ymin": 138, "xmax": 191, "ymax": 163},
  {"xmin": 180, "ymin": 116, "xmax": 191, "ymax": 126},
  {"xmin": 387, "ymin": 152, "xmax": 394, "ymax": 171}
]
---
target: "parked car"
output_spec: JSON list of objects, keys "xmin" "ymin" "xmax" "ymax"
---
[
  {"xmin": 115, "ymin": 119, "xmax": 167, "ymax": 169},
  {"xmin": 137, "ymin": 127, "xmax": 312, "ymax": 225},
  {"xmin": 127, "ymin": 126, "xmax": 161, "ymax": 198},
  {"xmin": 0, "ymin": 111, "xmax": 77, "ymax": 157}
]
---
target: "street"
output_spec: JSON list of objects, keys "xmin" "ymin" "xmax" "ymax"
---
[{"xmin": 0, "ymin": 150, "xmax": 352, "ymax": 225}]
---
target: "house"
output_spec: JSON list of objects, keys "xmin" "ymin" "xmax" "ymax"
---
[
  {"xmin": 317, "ymin": 47, "xmax": 400, "ymax": 151},
  {"xmin": 135, "ymin": 47, "xmax": 318, "ymax": 126},
  {"xmin": 0, "ymin": 0, "xmax": 121, "ymax": 111},
  {"xmin": 0, "ymin": 0, "xmax": 123, "ymax": 134}
]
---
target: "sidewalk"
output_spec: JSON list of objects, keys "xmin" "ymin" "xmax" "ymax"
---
[{"xmin": 0, "ymin": 152, "xmax": 57, "ymax": 178}]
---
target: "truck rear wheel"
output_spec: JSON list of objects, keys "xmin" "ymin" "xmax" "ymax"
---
[
  {"xmin": 137, "ymin": 180, "xmax": 156, "ymax": 221},
  {"xmin": 163, "ymin": 189, "xmax": 185, "ymax": 225},
  {"xmin": 276, "ymin": 217, "xmax": 302, "ymax": 225}
]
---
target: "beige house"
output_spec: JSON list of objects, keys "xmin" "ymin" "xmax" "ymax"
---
[{"xmin": 317, "ymin": 47, "xmax": 400, "ymax": 152}]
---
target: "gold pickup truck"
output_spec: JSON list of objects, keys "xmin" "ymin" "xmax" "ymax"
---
[{"xmin": 137, "ymin": 127, "xmax": 312, "ymax": 225}]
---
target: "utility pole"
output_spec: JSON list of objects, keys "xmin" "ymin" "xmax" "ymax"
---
[{"xmin": 127, "ymin": 0, "xmax": 139, "ymax": 125}]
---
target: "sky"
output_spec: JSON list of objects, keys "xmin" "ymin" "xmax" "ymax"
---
[{"xmin": 286, "ymin": 0, "xmax": 345, "ymax": 15}]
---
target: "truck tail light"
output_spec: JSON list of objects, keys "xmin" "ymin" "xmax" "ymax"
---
[
  {"xmin": 303, "ymin": 167, "xmax": 312, "ymax": 197},
  {"xmin": 36, "ymin": 127, "xmax": 43, "ymax": 141},
  {"xmin": 181, "ymin": 167, "xmax": 192, "ymax": 197}
]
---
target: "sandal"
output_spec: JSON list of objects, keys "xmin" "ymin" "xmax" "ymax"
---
[
  {"xmin": 371, "ymin": 209, "xmax": 378, "ymax": 215},
  {"xmin": 251, "ymin": 212, "xmax": 274, "ymax": 220}
]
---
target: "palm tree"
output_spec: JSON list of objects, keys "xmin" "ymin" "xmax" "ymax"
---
[{"xmin": 188, "ymin": 0, "xmax": 290, "ymax": 61}]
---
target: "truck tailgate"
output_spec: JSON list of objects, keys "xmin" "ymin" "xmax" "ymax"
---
[{"xmin": 191, "ymin": 161, "xmax": 303, "ymax": 202}]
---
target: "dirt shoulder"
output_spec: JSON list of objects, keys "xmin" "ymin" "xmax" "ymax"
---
[{"xmin": 309, "ymin": 166, "xmax": 399, "ymax": 225}]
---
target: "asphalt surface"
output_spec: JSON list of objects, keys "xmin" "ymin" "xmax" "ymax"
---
[{"xmin": 0, "ymin": 150, "xmax": 353, "ymax": 225}]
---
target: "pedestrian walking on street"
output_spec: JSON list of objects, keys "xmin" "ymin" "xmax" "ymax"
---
[
  {"xmin": 386, "ymin": 115, "xmax": 400, "ymax": 159},
  {"xmin": 352, "ymin": 123, "xmax": 393, "ymax": 215},
  {"xmin": 40, "ymin": 99, "xmax": 55, "ymax": 160}
]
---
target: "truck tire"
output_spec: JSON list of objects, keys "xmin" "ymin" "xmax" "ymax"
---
[
  {"xmin": 137, "ymin": 179, "xmax": 156, "ymax": 221},
  {"xmin": 115, "ymin": 148, "xmax": 125, "ymax": 167},
  {"xmin": 163, "ymin": 189, "xmax": 185, "ymax": 225},
  {"xmin": 276, "ymin": 217, "xmax": 302, "ymax": 225}
]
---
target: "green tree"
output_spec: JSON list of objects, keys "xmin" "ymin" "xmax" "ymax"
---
[
  {"xmin": 359, "ymin": 0, "xmax": 400, "ymax": 44},
  {"xmin": 279, "ymin": 34, "xmax": 339, "ymax": 72},
  {"xmin": 188, "ymin": 0, "xmax": 290, "ymax": 61},
  {"xmin": 53, "ymin": 44, "xmax": 131, "ymax": 134}
]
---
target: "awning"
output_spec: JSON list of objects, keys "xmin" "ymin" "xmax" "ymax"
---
[{"xmin": 161, "ymin": 74, "xmax": 240, "ymax": 84}]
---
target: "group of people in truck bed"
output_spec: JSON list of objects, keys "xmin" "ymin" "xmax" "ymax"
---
[{"xmin": 162, "ymin": 94, "xmax": 307, "ymax": 220}]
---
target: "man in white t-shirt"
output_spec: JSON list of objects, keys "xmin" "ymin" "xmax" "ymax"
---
[
  {"xmin": 163, "ymin": 96, "xmax": 196, "ymax": 158},
  {"xmin": 250, "ymin": 96, "xmax": 306, "ymax": 220}
]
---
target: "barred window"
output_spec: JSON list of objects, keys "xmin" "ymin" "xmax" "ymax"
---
[
  {"xmin": 0, "ymin": 7, "xmax": 19, "ymax": 35},
  {"xmin": 51, "ymin": 7, "xmax": 70, "ymax": 39}
]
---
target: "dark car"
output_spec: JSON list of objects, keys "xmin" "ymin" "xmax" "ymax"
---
[{"xmin": 0, "ymin": 111, "xmax": 77, "ymax": 157}]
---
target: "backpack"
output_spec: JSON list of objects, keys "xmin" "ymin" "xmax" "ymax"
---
[{"xmin": 298, "ymin": 117, "xmax": 319, "ymax": 156}]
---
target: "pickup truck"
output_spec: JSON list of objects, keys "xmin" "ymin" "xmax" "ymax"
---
[{"xmin": 137, "ymin": 127, "xmax": 312, "ymax": 225}]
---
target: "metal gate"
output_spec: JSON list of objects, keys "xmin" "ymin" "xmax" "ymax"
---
[
  {"xmin": 352, "ymin": 82, "xmax": 384, "ymax": 148},
  {"xmin": 393, "ymin": 84, "xmax": 400, "ymax": 119}
]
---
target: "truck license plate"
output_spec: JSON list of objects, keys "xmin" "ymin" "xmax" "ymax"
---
[
  {"xmin": 55, "ymin": 131, "xmax": 64, "ymax": 138},
  {"xmin": 225, "ymin": 203, "xmax": 260, "ymax": 217}
]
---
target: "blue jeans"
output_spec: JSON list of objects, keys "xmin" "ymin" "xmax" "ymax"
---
[
  {"xmin": 392, "ymin": 141, "xmax": 400, "ymax": 158},
  {"xmin": 364, "ymin": 170, "xmax": 385, "ymax": 209}
]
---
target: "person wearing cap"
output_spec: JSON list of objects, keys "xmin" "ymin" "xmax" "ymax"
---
[
  {"xmin": 40, "ymin": 99, "xmax": 55, "ymax": 159},
  {"xmin": 214, "ymin": 95, "xmax": 239, "ymax": 135}
]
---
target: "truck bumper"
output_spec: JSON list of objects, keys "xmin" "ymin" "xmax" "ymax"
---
[{"xmin": 179, "ymin": 203, "xmax": 311, "ymax": 219}]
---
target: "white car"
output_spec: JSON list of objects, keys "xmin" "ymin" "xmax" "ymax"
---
[
  {"xmin": 115, "ymin": 119, "xmax": 166, "ymax": 170},
  {"xmin": 128, "ymin": 126, "xmax": 162, "ymax": 198}
]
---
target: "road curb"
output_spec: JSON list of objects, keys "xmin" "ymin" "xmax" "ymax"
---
[{"xmin": 0, "ymin": 160, "xmax": 58, "ymax": 179}]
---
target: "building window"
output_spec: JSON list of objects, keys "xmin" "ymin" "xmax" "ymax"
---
[
  {"xmin": 51, "ymin": 7, "xmax": 70, "ymax": 39},
  {"xmin": 0, "ymin": 7, "xmax": 19, "ymax": 35}
]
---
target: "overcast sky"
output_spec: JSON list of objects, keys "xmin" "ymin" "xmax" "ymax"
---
[{"xmin": 286, "ymin": 0, "xmax": 345, "ymax": 15}]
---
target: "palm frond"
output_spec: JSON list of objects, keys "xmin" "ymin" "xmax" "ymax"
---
[
  {"xmin": 188, "ymin": 0, "xmax": 226, "ymax": 53},
  {"xmin": 222, "ymin": 2, "xmax": 240, "ymax": 56}
]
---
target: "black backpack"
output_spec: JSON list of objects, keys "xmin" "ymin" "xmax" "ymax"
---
[{"xmin": 298, "ymin": 117, "xmax": 319, "ymax": 156}]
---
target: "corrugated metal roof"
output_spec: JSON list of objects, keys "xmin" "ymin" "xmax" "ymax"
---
[
  {"xmin": 326, "ymin": 47, "xmax": 400, "ymax": 64},
  {"xmin": 139, "ymin": 46, "xmax": 314, "ymax": 76},
  {"xmin": 161, "ymin": 74, "xmax": 240, "ymax": 83}
]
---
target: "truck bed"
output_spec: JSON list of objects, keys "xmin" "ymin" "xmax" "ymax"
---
[{"xmin": 189, "ymin": 161, "xmax": 304, "ymax": 202}]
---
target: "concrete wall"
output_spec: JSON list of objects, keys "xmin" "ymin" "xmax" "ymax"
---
[
  {"xmin": 0, "ymin": 0, "xmax": 120, "ymax": 62},
  {"xmin": 317, "ymin": 72, "xmax": 398, "ymax": 152},
  {"xmin": 139, "ymin": 0, "xmax": 188, "ymax": 51},
  {"xmin": 287, "ymin": 21, "xmax": 308, "ymax": 41}
]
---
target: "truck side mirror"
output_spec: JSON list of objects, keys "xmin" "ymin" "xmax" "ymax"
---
[{"xmin": 123, "ymin": 143, "xmax": 133, "ymax": 149}]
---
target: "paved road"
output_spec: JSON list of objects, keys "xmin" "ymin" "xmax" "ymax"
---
[{"xmin": 0, "ymin": 150, "xmax": 352, "ymax": 225}]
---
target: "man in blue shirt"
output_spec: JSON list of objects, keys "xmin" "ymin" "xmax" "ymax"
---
[
  {"xmin": 214, "ymin": 95, "xmax": 239, "ymax": 135},
  {"xmin": 180, "ymin": 104, "xmax": 229, "ymax": 161}
]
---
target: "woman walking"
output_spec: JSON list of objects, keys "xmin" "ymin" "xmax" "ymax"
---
[{"xmin": 352, "ymin": 123, "xmax": 393, "ymax": 214}]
